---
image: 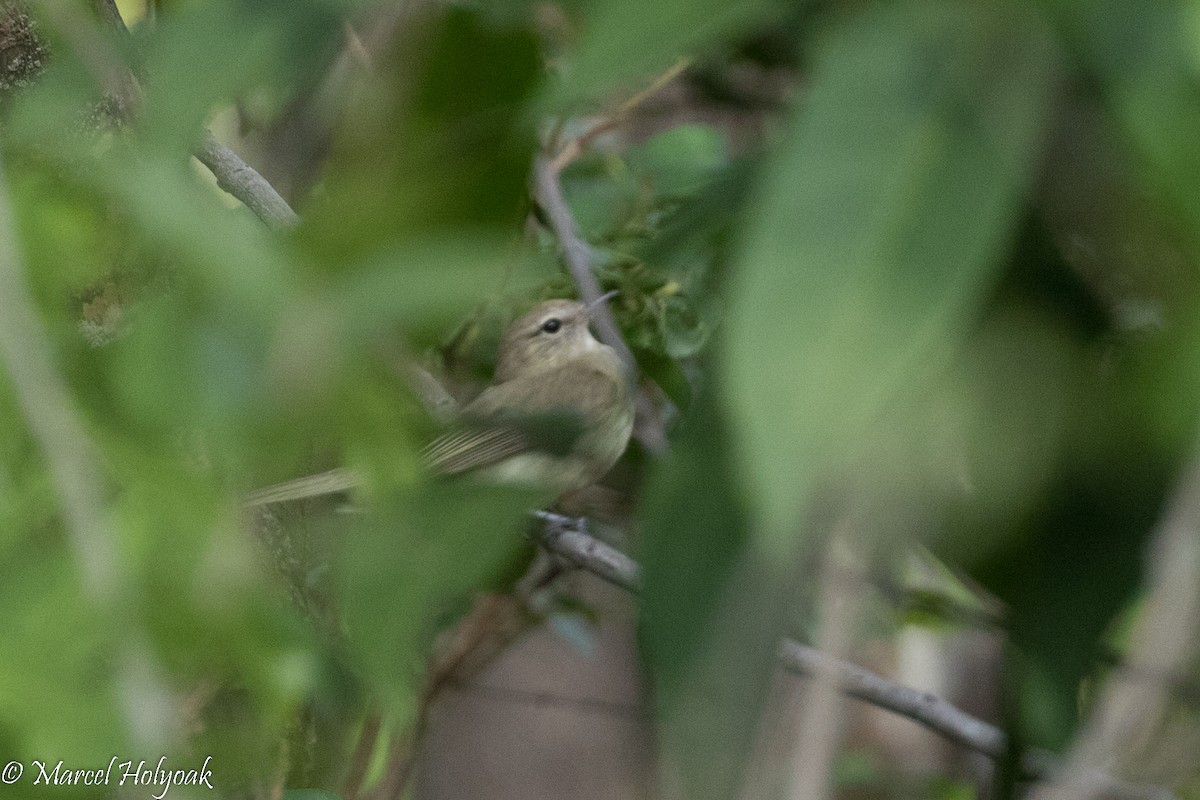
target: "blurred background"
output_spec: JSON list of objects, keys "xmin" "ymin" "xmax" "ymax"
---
[{"xmin": 2, "ymin": 0, "xmax": 1200, "ymax": 798}]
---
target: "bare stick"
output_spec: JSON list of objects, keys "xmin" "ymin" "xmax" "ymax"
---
[
  {"xmin": 77, "ymin": 0, "xmax": 299, "ymax": 231},
  {"xmin": 785, "ymin": 528, "xmax": 864, "ymax": 800},
  {"xmin": 533, "ymin": 156, "xmax": 671, "ymax": 455},
  {"xmin": 535, "ymin": 511, "xmax": 642, "ymax": 593},
  {"xmin": 776, "ymin": 640, "xmax": 1005, "ymax": 757},
  {"xmin": 195, "ymin": 131, "xmax": 300, "ymax": 230},
  {"xmin": 548, "ymin": 58, "xmax": 691, "ymax": 174}
]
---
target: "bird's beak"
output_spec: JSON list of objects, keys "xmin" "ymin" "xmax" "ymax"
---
[{"xmin": 587, "ymin": 290, "xmax": 619, "ymax": 317}]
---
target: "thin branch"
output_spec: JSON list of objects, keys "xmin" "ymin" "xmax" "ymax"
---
[
  {"xmin": 79, "ymin": 0, "xmax": 298, "ymax": 231},
  {"xmin": 548, "ymin": 58, "xmax": 691, "ymax": 174},
  {"xmin": 195, "ymin": 131, "xmax": 300, "ymax": 230},
  {"xmin": 776, "ymin": 640, "xmax": 1005, "ymax": 757},
  {"xmin": 535, "ymin": 511, "xmax": 642, "ymax": 592},
  {"xmin": 531, "ymin": 512, "xmax": 1173, "ymax": 800},
  {"xmin": 532, "ymin": 155, "xmax": 635, "ymax": 372},
  {"xmin": 786, "ymin": 527, "xmax": 864, "ymax": 800},
  {"xmin": 400, "ymin": 361, "xmax": 459, "ymax": 424}
]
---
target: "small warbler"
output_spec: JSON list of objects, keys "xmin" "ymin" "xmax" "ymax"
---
[{"xmin": 244, "ymin": 293, "xmax": 634, "ymax": 505}]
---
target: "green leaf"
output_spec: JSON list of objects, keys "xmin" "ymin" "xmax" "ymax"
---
[
  {"xmin": 656, "ymin": 292, "xmax": 708, "ymax": 359},
  {"xmin": 333, "ymin": 235, "xmax": 539, "ymax": 342},
  {"xmin": 138, "ymin": 0, "xmax": 342, "ymax": 153},
  {"xmin": 553, "ymin": 0, "xmax": 780, "ymax": 104},
  {"xmin": 722, "ymin": 1, "xmax": 1060, "ymax": 546},
  {"xmin": 0, "ymin": 534, "xmax": 125, "ymax": 764},
  {"xmin": 1042, "ymin": 0, "xmax": 1200, "ymax": 251},
  {"xmin": 337, "ymin": 482, "xmax": 546, "ymax": 709},
  {"xmin": 640, "ymin": 392, "xmax": 771, "ymax": 800},
  {"xmin": 628, "ymin": 124, "xmax": 727, "ymax": 197},
  {"xmin": 304, "ymin": 9, "xmax": 540, "ymax": 264}
]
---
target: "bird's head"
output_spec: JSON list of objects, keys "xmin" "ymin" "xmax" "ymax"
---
[{"xmin": 493, "ymin": 294, "xmax": 615, "ymax": 384}]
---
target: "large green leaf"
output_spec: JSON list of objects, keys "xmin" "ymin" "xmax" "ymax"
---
[
  {"xmin": 302, "ymin": 9, "xmax": 540, "ymax": 265},
  {"xmin": 640, "ymin": 392, "xmax": 772, "ymax": 800},
  {"xmin": 336, "ymin": 482, "xmax": 547, "ymax": 711},
  {"xmin": 554, "ymin": 0, "xmax": 781, "ymax": 104},
  {"xmin": 723, "ymin": 1, "xmax": 1060, "ymax": 547},
  {"xmin": 699, "ymin": 4, "xmax": 1060, "ymax": 793}
]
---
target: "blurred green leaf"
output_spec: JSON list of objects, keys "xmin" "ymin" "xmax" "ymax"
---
[
  {"xmin": 723, "ymin": 1, "xmax": 1060, "ymax": 544},
  {"xmin": 333, "ymin": 235, "xmax": 537, "ymax": 342},
  {"xmin": 1044, "ymin": 0, "xmax": 1200, "ymax": 250},
  {"xmin": 303, "ymin": 9, "xmax": 539, "ymax": 264},
  {"xmin": 627, "ymin": 123, "xmax": 727, "ymax": 197},
  {"xmin": 337, "ymin": 482, "xmax": 546, "ymax": 708},
  {"xmin": 656, "ymin": 292, "xmax": 708, "ymax": 358},
  {"xmin": 554, "ymin": 0, "xmax": 780, "ymax": 104},
  {"xmin": 138, "ymin": 0, "xmax": 342, "ymax": 152},
  {"xmin": 0, "ymin": 533, "xmax": 125, "ymax": 764},
  {"xmin": 561, "ymin": 157, "xmax": 642, "ymax": 240},
  {"xmin": 640, "ymin": 392, "xmax": 767, "ymax": 800}
]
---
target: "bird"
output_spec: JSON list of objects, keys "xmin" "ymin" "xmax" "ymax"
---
[{"xmin": 243, "ymin": 293, "xmax": 634, "ymax": 506}]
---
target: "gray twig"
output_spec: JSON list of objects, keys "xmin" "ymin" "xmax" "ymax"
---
[
  {"xmin": 776, "ymin": 640, "xmax": 1006, "ymax": 757},
  {"xmin": 195, "ymin": 131, "xmax": 300, "ymax": 230},
  {"xmin": 535, "ymin": 511, "xmax": 642, "ymax": 593},
  {"xmin": 83, "ymin": 0, "xmax": 297, "ymax": 231},
  {"xmin": 531, "ymin": 512, "xmax": 1173, "ymax": 800}
]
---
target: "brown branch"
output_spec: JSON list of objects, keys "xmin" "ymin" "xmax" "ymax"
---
[
  {"xmin": 74, "ymin": 0, "xmax": 299, "ymax": 230},
  {"xmin": 532, "ymin": 155, "xmax": 671, "ymax": 456}
]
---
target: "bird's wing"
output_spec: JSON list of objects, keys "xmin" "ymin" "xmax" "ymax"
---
[
  {"xmin": 422, "ymin": 426, "xmax": 530, "ymax": 476},
  {"xmin": 463, "ymin": 360, "xmax": 623, "ymax": 422},
  {"xmin": 422, "ymin": 360, "xmax": 619, "ymax": 476}
]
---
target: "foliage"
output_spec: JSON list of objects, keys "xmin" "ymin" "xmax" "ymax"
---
[{"xmin": 1, "ymin": 0, "xmax": 1200, "ymax": 798}]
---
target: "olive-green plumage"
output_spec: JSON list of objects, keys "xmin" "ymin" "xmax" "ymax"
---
[
  {"xmin": 244, "ymin": 298, "xmax": 633, "ymax": 506},
  {"xmin": 423, "ymin": 299, "xmax": 634, "ymax": 492}
]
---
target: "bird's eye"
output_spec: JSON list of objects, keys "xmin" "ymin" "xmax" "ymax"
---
[{"xmin": 540, "ymin": 318, "xmax": 562, "ymax": 334}]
